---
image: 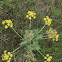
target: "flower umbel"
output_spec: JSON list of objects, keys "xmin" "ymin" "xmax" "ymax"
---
[
  {"xmin": 44, "ymin": 54, "xmax": 52, "ymax": 62},
  {"xmin": 26, "ymin": 11, "xmax": 36, "ymax": 20},
  {"xmin": 2, "ymin": 20, "xmax": 13, "ymax": 29},
  {"xmin": 2, "ymin": 50, "xmax": 13, "ymax": 62},
  {"xmin": 46, "ymin": 28, "xmax": 59, "ymax": 41},
  {"xmin": 44, "ymin": 16, "xmax": 52, "ymax": 26}
]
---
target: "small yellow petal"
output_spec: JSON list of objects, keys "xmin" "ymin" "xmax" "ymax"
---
[
  {"xmin": 10, "ymin": 23, "xmax": 13, "ymax": 28},
  {"xmin": 47, "ymin": 58, "xmax": 51, "ymax": 61},
  {"xmin": 10, "ymin": 54, "xmax": 13, "ymax": 57},
  {"xmin": 5, "ymin": 25, "xmax": 8, "ymax": 29},
  {"xmin": 55, "ymin": 32, "xmax": 57, "ymax": 34},
  {"xmin": 2, "ymin": 21, "xmax": 5, "ymax": 24},
  {"xmin": 7, "ymin": 23, "xmax": 10, "ymax": 26},
  {"xmin": 49, "ymin": 19, "xmax": 52, "ymax": 21},
  {"xmin": 33, "ymin": 16, "xmax": 36, "ymax": 19},
  {"xmin": 52, "ymin": 39, "xmax": 55, "ymax": 41},
  {"xmin": 44, "ymin": 18, "xmax": 46, "ymax": 20},
  {"xmin": 46, "ymin": 16, "xmax": 49, "ymax": 19},
  {"xmin": 9, "ymin": 58, "xmax": 11, "ymax": 60},
  {"xmin": 27, "ymin": 11, "xmax": 30, "ymax": 14},
  {"xmin": 26, "ymin": 15, "xmax": 29, "ymax": 18},
  {"xmin": 44, "ymin": 56, "xmax": 47, "ymax": 59},
  {"xmin": 46, "ymin": 54, "xmax": 49, "ymax": 57},
  {"xmin": 49, "ymin": 37, "xmax": 52, "ymax": 39},
  {"xmin": 8, "ymin": 52, "xmax": 11, "ymax": 55},
  {"xmin": 56, "ymin": 39, "xmax": 58, "ymax": 41},
  {"xmin": 49, "ymin": 56, "xmax": 52, "ymax": 59},
  {"xmin": 33, "ymin": 12, "xmax": 36, "ymax": 15},
  {"xmin": 29, "ymin": 17, "xmax": 31, "ymax": 20},
  {"xmin": 2, "ymin": 58, "xmax": 4, "ymax": 61},
  {"xmin": 7, "ymin": 60, "xmax": 10, "ymax": 62},
  {"xmin": 44, "ymin": 61, "xmax": 47, "ymax": 62},
  {"xmin": 3, "ymin": 50, "xmax": 7, "ymax": 53}
]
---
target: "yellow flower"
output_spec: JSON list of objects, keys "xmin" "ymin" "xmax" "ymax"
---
[
  {"xmin": 27, "ymin": 11, "xmax": 30, "ymax": 14},
  {"xmin": 53, "ymin": 39, "xmax": 55, "ymax": 41},
  {"xmin": 44, "ymin": 54, "xmax": 52, "ymax": 62},
  {"xmin": 49, "ymin": 37, "xmax": 52, "ymax": 39},
  {"xmin": 5, "ymin": 25, "xmax": 8, "ymax": 29},
  {"xmin": 32, "ymin": 15, "xmax": 33, "ymax": 17},
  {"xmin": 44, "ymin": 18, "xmax": 46, "ymax": 20},
  {"xmin": 49, "ymin": 19, "xmax": 52, "ymax": 21},
  {"xmin": 2, "ymin": 50, "xmax": 13, "ymax": 62},
  {"xmin": 9, "ymin": 58, "xmax": 11, "ymax": 60},
  {"xmin": 4, "ymin": 50, "xmax": 7, "ymax": 53},
  {"xmin": 26, "ymin": 11, "xmax": 36, "ymax": 20},
  {"xmin": 44, "ymin": 61, "xmax": 47, "ymax": 62},
  {"xmin": 26, "ymin": 15, "xmax": 29, "ymax": 18},
  {"xmin": 47, "ymin": 58, "xmax": 51, "ymax": 61},
  {"xmin": 8, "ymin": 52, "xmax": 11, "ymax": 55},
  {"xmin": 44, "ymin": 56, "xmax": 47, "ymax": 59},
  {"xmin": 4, "ymin": 55, "xmax": 9, "ymax": 60},
  {"xmin": 44, "ymin": 16, "xmax": 52, "ymax": 26},
  {"xmin": 2, "ymin": 21, "xmax": 5, "ymax": 24},
  {"xmin": 4, "ymin": 53, "xmax": 6, "ymax": 56},
  {"xmin": 46, "ymin": 16, "xmax": 49, "ymax": 19},
  {"xmin": 55, "ymin": 31, "xmax": 57, "ymax": 34},
  {"xmin": 33, "ymin": 12, "xmax": 36, "ymax": 15},
  {"xmin": 5, "ymin": 20, "xmax": 9, "ymax": 23},
  {"xmin": 46, "ymin": 54, "xmax": 49, "ymax": 57},
  {"xmin": 29, "ymin": 17, "xmax": 31, "ymax": 20},
  {"xmin": 56, "ymin": 35, "xmax": 59, "ymax": 38},
  {"xmin": 33, "ymin": 16, "xmax": 36, "ymax": 19},
  {"xmin": 10, "ymin": 54, "xmax": 13, "ymax": 57},
  {"xmin": 7, "ymin": 60, "xmax": 10, "ymax": 62},
  {"xmin": 2, "ymin": 58, "xmax": 4, "ymax": 61},
  {"xmin": 46, "ymin": 28, "xmax": 59, "ymax": 41},
  {"xmin": 2, "ymin": 20, "xmax": 13, "ymax": 29},
  {"xmin": 7, "ymin": 23, "xmax": 10, "ymax": 26},
  {"xmin": 49, "ymin": 56, "xmax": 52, "ymax": 59},
  {"xmin": 56, "ymin": 39, "xmax": 58, "ymax": 41},
  {"xmin": 10, "ymin": 24, "xmax": 13, "ymax": 28},
  {"xmin": 45, "ymin": 21, "xmax": 48, "ymax": 25}
]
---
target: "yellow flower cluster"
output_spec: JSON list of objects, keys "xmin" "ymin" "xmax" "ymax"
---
[
  {"xmin": 44, "ymin": 16, "xmax": 52, "ymax": 26},
  {"xmin": 2, "ymin": 50, "xmax": 13, "ymax": 62},
  {"xmin": 44, "ymin": 54, "xmax": 52, "ymax": 62},
  {"xmin": 46, "ymin": 28, "xmax": 59, "ymax": 41},
  {"xmin": 26, "ymin": 11, "xmax": 36, "ymax": 20},
  {"xmin": 2, "ymin": 20, "xmax": 13, "ymax": 29}
]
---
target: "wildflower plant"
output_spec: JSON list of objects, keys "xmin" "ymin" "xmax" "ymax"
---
[
  {"xmin": 2, "ymin": 50, "xmax": 13, "ymax": 62},
  {"xmin": 1, "ymin": 9, "xmax": 60, "ymax": 62}
]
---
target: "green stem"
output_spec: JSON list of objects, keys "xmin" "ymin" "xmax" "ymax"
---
[
  {"xmin": 29, "ymin": 19, "xmax": 31, "ymax": 29},
  {"xmin": 39, "ymin": 25, "xmax": 45, "ymax": 33},
  {"xmin": 12, "ymin": 27, "xmax": 22, "ymax": 38},
  {"xmin": 37, "ymin": 49, "xmax": 45, "ymax": 57},
  {"xmin": 11, "ymin": 46, "xmax": 22, "ymax": 53}
]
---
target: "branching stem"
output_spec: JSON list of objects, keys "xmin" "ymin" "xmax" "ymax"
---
[
  {"xmin": 11, "ymin": 46, "xmax": 22, "ymax": 53},
  {"xmin": 39, "ymin": 25, "xmax": 45, "ymax": 33},
  {"xmin": 37, "ymin": 49, "xmax": 45, "ymax": 57},
  {"xmin": 12, "ymin": 27, "xmax": 22, "ymax": 38}
]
